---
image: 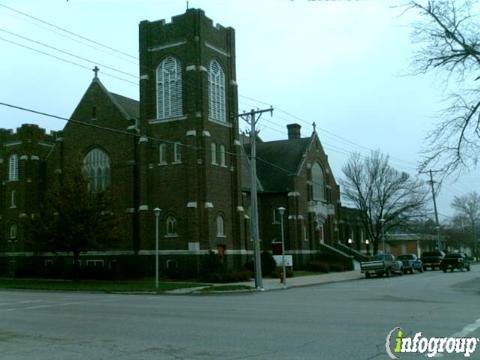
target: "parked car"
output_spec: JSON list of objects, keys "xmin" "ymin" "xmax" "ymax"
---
[
  {"xmin": 421, "ymin": 250, "xmax": 445, "ymax": 270},
  {"xmin": 440, "ymin": 253, "xmax": 471, "ymax": 272},
  {"xmin": 360, "ymin": 254, "xmax": 404, "ymax": 278},
  {"xmin": 397, "ymin": 254, "xmax": 423, "ymax": 274}
]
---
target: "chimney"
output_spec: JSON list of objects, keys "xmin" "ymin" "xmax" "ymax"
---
[{"xmin": 287, "ymin": 123, "xmax": 301, "ymax": 140}]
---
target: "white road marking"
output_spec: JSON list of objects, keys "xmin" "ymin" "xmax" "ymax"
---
[
  {"xmin": 1, "ymin": 302, "xmax": 80, "ymax": 312},
  {"xmin": 451, "ymin": 318, "xmax": 480, "ymax": 338},
  {"xmin": 433, "ymin": 318, "xmax": 480, "ymax": 358}
]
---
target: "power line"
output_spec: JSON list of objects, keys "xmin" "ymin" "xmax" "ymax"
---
[
  {"xmin": 239, "ymin": 94, "xmax": 420, "ymax": 169},
  {"xmin": 0, "ymin": 3, "xmax": 137, "ymax": 61},
  {"xmin": 0, "ymin": 101, "xmax": 194, "ymax": 149},
  {"xmin": 0, "ymin": 35, "xmax": 138, "ymax": 86},
  {"xmin": 0, "ymin": 3, "xmax": 423, "ymax": 176},
  {"xmin": 0, "ymin": 27, "xmax": 138, "ymax": 79}
]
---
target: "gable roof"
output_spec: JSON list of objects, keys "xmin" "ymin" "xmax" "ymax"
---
[
  {"xmin": 109, "ymin": 92, "xmax": 139, "ymax": 119},
  {"xmin": 244, "ymin": 137, "xmax": 311, "ymax": 192},
  {"xmin": 90, "ymin": 77, "xmax": 139, "ymax": 120}
]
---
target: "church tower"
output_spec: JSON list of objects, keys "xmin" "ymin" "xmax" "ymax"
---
[{"xmin": 137, "ymin": 9, "xmax": 244, "ymax": 261}]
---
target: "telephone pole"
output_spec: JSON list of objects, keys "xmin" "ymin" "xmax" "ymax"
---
[
  {"xmin": 239, "ymin": 107, "xmax": 273, "ymax": 290},
  {"xmin": 421, "ymin": 170, "xmax": 441, "ymax": 250}
]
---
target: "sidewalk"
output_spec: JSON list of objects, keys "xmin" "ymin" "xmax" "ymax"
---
[{"xmin": 166, "ymin": 270, "xmax": 363, "ymax": 294}]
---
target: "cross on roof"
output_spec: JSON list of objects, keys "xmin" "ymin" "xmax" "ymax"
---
[
  {"xmin": 93, "ymin": 66, "xmax": 99, "ymax": 78},
  {"xmin": 312, "ymin": 122, "xmax": 317, "ymax": 133}
]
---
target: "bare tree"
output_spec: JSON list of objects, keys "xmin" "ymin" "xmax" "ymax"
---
[
  {"xmin": 451, "ymin": 191, "xmax": 480, "ymax": 256},
  {"xmin": 407, "ymin": 0, "xmax": 480, "ymax": 175},
  {"xmin": 341, "ymin": 151, "xmax": 429, "ymax": 255}
]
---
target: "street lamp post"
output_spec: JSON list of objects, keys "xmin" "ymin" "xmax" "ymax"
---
[
  {"xmin": 380, "ymin": 218, "xmax": 386, "ymax": 254},
  {"xmin": 154, "ymin": 208, "xmax": 162, "ymax": 290},
  {"xmin": 365, "ymin": 239, "xmax": 370, "ymax": 256},
  {"xmin": 278, "ymin": 207, "xmax": 287, "ymax": 289},
  {"xmin": 347, "ymin": 238, "xmax": 353, "ymax": 249}
]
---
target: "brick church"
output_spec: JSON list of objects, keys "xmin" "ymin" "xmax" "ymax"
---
[{"xmin": 0, "ymin": 9, "xmax": 365, "ymax": 276}]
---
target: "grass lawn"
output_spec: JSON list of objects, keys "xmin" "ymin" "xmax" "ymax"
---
[
  {"xmin": 0, "ymin": 279, "xmax": 208, "ymax": 293},
  {"xmin": 201, "ymin": 285, "xmax": 253, "ymax": 292},
  {"xmin": 293, "ymin": 271, "xmax": 324, "ymax": 277}
]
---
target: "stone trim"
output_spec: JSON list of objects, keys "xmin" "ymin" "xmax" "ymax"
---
[
  {"xmin": 288, "ymin": 192, "xmax": 301, "ymax": 197},
  {"xmin": 148, "ymin": 40, "xmax": 186, "ymax": 52},
  {"xmin": 138, "ymin": 205, "xmax": 149, "ymax": 211},
  {"xmin": 205, "ymin": 42, "xmax": 230, "ymax": 57},
  {"xmin": 140, "ymin": 74, "xmax": 149, "ymax": 80},
  {"xmin": 204, "ymin": 202, "xmax": 214, "ymax": 208},
  {"xmin": 186, "ymin": 202, "xmax": 197, "ymax": 208},
  {"xmin": 186, "ymin": 130, "xmax": 197, "ymax": 136}
]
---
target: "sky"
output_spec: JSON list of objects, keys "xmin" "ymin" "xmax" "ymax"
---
[{"xmin": 0, "ymin": 0, "xmax": 477, "ymax": 222}]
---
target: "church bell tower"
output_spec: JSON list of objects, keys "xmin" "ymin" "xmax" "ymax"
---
[{"xmin": 137, "ymin": 9, "xmax": 244, "ymax": 256}]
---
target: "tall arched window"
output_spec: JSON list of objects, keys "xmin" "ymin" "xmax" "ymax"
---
[
  {"xmin": 211, "ymin": 142, "xmax": 217, "ymax": 164},
  {"xmin": 10, "ymin": 224, "xmax": 17, "ymax": 240},
  {"xmin": 312, "ymin": 163, "xmax": 325, "ymax": 201},
  {"xmin": 216, "ymin": 215, "xmax": 225, "ymax": 237},
  {"xmin": 166, "ymin": 216, "xmax": 177, "ymax": 236},
  {"xmin": 8, "ymin": 154, "xmax": 18, "ymax": 181},
  {"xmin": 83, "ymin": 148, "xmax": 111, "ymax": 192},
  {"xmin": 156, "ymin": 56, "xmax": 183, "ymax": 119},
  {"xmin": 219, "ymin": 145, "xmax": 226, "ymax": 166},
  {"xmin": 208, "ymin": 60, "xmax": 226, "ymax": 122}
]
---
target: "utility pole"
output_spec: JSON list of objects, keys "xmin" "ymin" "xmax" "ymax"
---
[
  {"xmin": 422, "ymin": 170, "xmax": 441, "ymax": 250},
  {"xmin": 239, "ymin": 107, "xmax": 273, "ymax": 290}
]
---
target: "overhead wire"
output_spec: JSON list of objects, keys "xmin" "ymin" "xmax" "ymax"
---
[
  {"xmin": 0, "ymin": 3, "xmax": 439, "ymax": 186},
  {"xmin": 0, "ymin": 3, "xmax": 137, "ymax": 61},
  {"xmin": 0, "ymin": 27, "xmax": 138, "ymax": 79},
  {"xmin": 0, "ymin": 2, "xmax": 423, "ymax": 174}
]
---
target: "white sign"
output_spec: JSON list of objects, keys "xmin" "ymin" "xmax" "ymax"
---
[{"xmin": 273, "ymin": 255, "xmax": 293, "ymax": 267}]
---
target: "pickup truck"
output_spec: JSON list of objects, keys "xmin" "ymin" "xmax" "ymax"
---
[
  {"xmin": 360, "ymin": 254, "xmax": 403, "ymax": 278},
  {"xmin": 440, "ymin": 253, "xmax": 471, "ymax": 272},
  {"xmin": 421, "ymin": 251, "xmax": 445, "ymax": 270},
  {"xmin": 397, "ymin": 254, "xmax": 423, "ymax": 274}
]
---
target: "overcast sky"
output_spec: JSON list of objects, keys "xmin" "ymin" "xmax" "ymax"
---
[{"xmin": 0, "ymin": 0, "xmax": 477, "ymax": 222}]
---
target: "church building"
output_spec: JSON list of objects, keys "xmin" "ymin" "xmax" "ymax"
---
[{"xmin": 0, "ymin": 9, "xmax": 365, "ymax": 276}]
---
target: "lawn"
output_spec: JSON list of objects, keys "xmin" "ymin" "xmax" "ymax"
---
[
  {"xmin": 0, "ymin": 279, "xmax": 208, "ymax": 293},
  {"xmin": 200, "ymin": 285, "xmax": 253, "ymax": 292}
]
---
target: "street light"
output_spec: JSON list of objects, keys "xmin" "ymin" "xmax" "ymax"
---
[
  {"xmin": 347, "ymin": 238, "xmax": 353, "ymax": 249},
  {"xmin": 277, "ymin": 206, "xmax": 287, "ymax": 289},
  {"xmin": 365, "ymin": 239, "xmax": 370, "ymax": 256},
  {"xmin": 380, "ymin": 218, "xmax": 386, "ymax": 254},
  {"xmin": 153, "ymin": 208, "xmax": 162, "ymax": 290}
]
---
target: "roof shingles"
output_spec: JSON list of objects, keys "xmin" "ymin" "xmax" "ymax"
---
[{"xmin": 244, "ymin": 137, "xmax": 311, "ymax": 192}]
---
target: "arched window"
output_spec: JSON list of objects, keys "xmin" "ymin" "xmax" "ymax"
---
[
  {"xmin": 211, "ymin": 142, "xmax": 217, "ymax": 164},
  {"xmin": 312, "ymin": 163, "xmax": 325, "ymax": 201},
  {"xmin": 156, "ymin": 56, "xmax": 183, "ymax": 119},
  {"xmin": 10, "ymin": 190, "xmax": 16, "ymax": 208},
  {"xmin": 8, "ymin": 154, "xmax": 18, "ymax": 181},
  {"xmin": 219, "ymin": 145, "xmax": 226, "ymax": 166},
  {"xmin": 166, "ymin": 216, "xmax": 177, "ymax": 236},
  {"xmin": 216, "ymin": 215, "xmax": 225, "ymax": 237},
  {"xmin": 9, "ymin": 224, "xmax": 17, "ymax": 240},
  {"xmin": 159, "ymin": 143, "xmax": 167, "ymax": 164},
  {"xmin": 208, "ymin": 60, "xmax": 226, "ymax": 122},
  {"xmin": 83, "ymin": 148, "xmax": 111, "ymax": 192}
]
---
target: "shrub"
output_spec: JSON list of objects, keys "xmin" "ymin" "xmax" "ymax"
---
[
  {"xmin": 273, "ymin": 268, "xmax": 293, "ymax": 278},
  {"xmin": 203, "ymin": 270, "xmax": 252, "ymax": 283},
  {"xmin": 329, "ymin": 263, "xmax": 345, "ymax": 272},
  {"xmin": 244, "ymin": 251, "xmax": 277, "ymax": 276},
  {"xmin": 306, "ymin": 261, "xmax": 330, "ymax": 273}
]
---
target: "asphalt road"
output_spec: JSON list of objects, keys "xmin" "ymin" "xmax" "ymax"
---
[{"xmin": 1, "ymin": 267, "xmax": 480, "ymax": 360}]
